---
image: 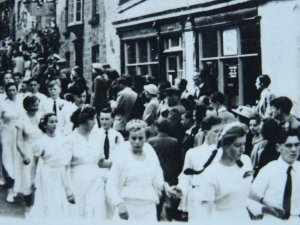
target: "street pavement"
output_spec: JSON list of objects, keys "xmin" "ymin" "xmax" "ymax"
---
[{"xmin": 0, "ymin": 185, "xmax": 25, "ymax": 219}]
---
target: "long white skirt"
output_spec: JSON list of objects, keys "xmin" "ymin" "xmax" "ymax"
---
[
  {"xmin": 113, "ymin": 198, "xmax": 157, "ymax": 222},
  {"xmin": 70, "ymin": 164, "xmax": 106, "ymax": 220}
]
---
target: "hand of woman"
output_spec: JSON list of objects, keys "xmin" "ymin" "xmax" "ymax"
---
[
  {"xmin": 67, "ymin": 194, "xmax": 76, "ymax": 204},
  {"xmin": 23, "ymin": 157, "xmax": 31, "ymax": 165},
  {"xmin": 117, "ymin": 202, "xmax": 129, "ymax": 220}
]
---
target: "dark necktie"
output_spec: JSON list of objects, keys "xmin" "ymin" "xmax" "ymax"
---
[
  {"xmin": 282, "ymin": 166, "xmax": 292, "ymax": 220},
  {"xmin": 53, "ymin": 100, "xmax": 57, "ymax": 115},
  {"xmin": 104, "ymin": 131, "xmax": 110, "ymax": 159}
]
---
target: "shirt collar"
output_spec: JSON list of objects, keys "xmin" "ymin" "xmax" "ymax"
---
[{"xmin": 278, "ymin": 156, "xmax": 295, "ymax": 171}]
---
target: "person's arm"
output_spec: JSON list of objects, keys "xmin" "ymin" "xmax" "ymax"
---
[
  {"xmin": 106, "ymin": 156, "xmax": 127, "ymax": 219},
  {"xmin": 15, "ymin": 125, "xmax": 30, "ymax": 165},
  {"xmin": 60, "ymin": 166, "xmax": 75, "ymax": 204}
]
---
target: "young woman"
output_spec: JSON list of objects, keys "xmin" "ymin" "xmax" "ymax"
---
[
  {"xmin": 67, "ymin": 106, "xmax": 106, "ymax": 220},
  {"xmin": 0, "ymin": 82, "xmax": 24, "ymax": 202},
  {"xmin": 106, "ymin": 119, "xmax": 164, "ymax": 221},
  {"xmin": 28, "ymin": 113, "xmax": 74, "ymax": 219},
  {"xmin": 194, "ymin": 122, "xmax": 253, "ymax": 224},
  {"xmin": 15, "ymin": 96, "xmax": 43, "ymax": 207}
]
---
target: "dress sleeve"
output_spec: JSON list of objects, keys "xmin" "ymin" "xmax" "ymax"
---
[
  {"xmin": 106, "ymin": 153, "xmax": 126, "ymax": 206},
  {"xmin": 32, "ymin": 139, "xmax": 44, "ymax": 157}
]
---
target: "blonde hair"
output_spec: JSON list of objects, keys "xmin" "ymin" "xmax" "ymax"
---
[{"xmin": 126, "ymin": 119, "xmax": 147, "ymax": 132}]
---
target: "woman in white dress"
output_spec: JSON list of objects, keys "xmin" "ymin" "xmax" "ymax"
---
[
  {"xmin": 192, "ymin": 122, "xmax": 253, "ymax": 225},
  {"xmin": 15, "ymin": 96, "xmax": 43, "ymax": 207},
  {"xmin": 28, "ymin": 113, "xmax": 75, "ymax": 220},
  {"xmin": 67, "ymin": 106, "xmax": 107, "ymax": 220},
  {"xmin": 0, "ymin": 82, "xmax": 24, "ymax": 202},
  {"xmin": 106, "ymin": 119, "xmax": 164, "ymax": 221}
]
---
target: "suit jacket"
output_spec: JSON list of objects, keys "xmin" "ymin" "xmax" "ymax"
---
[
  {"xmin": 112, "ymin": 87, "xmax": 137, "ymax": 131},
  {"xmin": 148, "ymin": 133, "xmax": 182, "ymax": 185}
]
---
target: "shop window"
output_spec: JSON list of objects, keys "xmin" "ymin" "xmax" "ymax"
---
[
  {"xmin": 201, "ymin": 29, "xmax": 218, "ymax": 58},
  {"xmin": 199, "ymin": 23, "xmax": 261, "ymax": 107},
  {"xmin": 68, "ymin": 0, "xmax": 83, "ymax": 25},
  {"xmin": 163, "ymin": 36, "xmax": 182, "ymax": 51},
  {"xmin": 124, "ymin": 39, "xmax": 158, "ymax": 77}
]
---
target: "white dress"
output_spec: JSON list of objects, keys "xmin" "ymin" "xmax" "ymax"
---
[
  {"xmin": 27, "ymin": 133, "xmax": 72, "ymax": 219},
  {"xmin": 191, "ymin": 154, "xmax": 253, "ymax": 225},
  {"xmin": 67, "ymin": 128, "xmax": 107, "ymax": 220},
  {"xmin": 14, "ymin": 112, "xmax": 43, "ymax": 195},
  {"xmin": 106, "ymin": 142, "xmax": 164, "ymax": 221},
  {"xmin": 0, "ymin": 97, "xmax": 24, "ymax": 180}
]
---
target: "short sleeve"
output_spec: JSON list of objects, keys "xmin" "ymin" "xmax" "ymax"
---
[{"xmin": 32, "ymin": 140, "xmax": 44, "ymax": 157}]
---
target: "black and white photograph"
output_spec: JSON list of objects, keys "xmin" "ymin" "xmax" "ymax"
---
[{"xmin": 0, "ymin": 0, "xmax": 299, "ymax": 224}]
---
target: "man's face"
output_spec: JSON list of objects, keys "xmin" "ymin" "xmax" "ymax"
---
[
  {"xmin": 270, "ymin": 106, "xmax": 281, "ymax": 120},
  {"xmin": 193, "ymin": 75, "xmax": 202, "ymax": 86},
  {"xmin": 249, "ymin": 119, "xmax": 260, "ymax": 135},
  {"xmin": 181, "ymin": 114, "xmax": 192, "ymax": 129},
  {"xmin": 277, "ymin": 136, "xmax": 300, "ymax": 165},
  {"xmin": 28, "ymin": 81, "xmax": 39, "ymax": 93},
  {"xmin": 48, "ymin": 85, "xmax": 61, "ymax": 99},
  {"xmin": 167, "ymin": 94, "xmax": 179, "ymax": 107},
  {"xmin": 13, "ymin": 76, "xmax": 21, "ymax": 85},
  {"xmin": 255, "ymin": 78, "xmax": 263, "ymax": 90},
  {"xmin": 100, "ymin": 112, "xmax": 113, "ymax": 130}
]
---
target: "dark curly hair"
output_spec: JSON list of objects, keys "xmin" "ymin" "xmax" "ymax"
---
[{"xmin": 70, "ymin": 106, "xmax": 96, "ymax": 129}]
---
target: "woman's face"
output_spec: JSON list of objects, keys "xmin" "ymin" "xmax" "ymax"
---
[
  {"xmin": 45, "ymin": 115, "xmax": 58, "ymax": 134},
  {"xmin": 205, "ymin": 124, "xmax": 223, "ymax": 145},
  {"xmin": 255, "ymin": 78, "xmax": 263, "ymax": 90},
  {"xmin": 6, "ymin": 85, "xmax": 17, "ymax": 100},
  {"xmin": 82, "ymin": 116, "xmax": 96, "ymax": 132},
  {"xmin": 223, "ymin": 135, "xmax": 246, "ymax": 161},
  {"xmin": 73, "ymin": 91, "xmax": 87, "ymax": 107},
  {"xmin": 129, "ymin": 129, "xmax": 146, "ymax": 154},
  {"xmin": 28, "ymin": 100, "xmax": 40, "ymax": 113}
]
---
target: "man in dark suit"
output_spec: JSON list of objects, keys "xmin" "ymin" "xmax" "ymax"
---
[{"xmin": 148, "ymin": 119, "xmax": 182, "ymax": 221}]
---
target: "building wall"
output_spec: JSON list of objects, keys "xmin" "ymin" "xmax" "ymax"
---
[{"xmin": 259, "ymin": 0, "xmax": 300, "ymax": 116}]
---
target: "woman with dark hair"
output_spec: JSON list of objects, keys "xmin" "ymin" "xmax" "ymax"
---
[
  {"xmin": 28, "ymin": 113, "xmax": 74, "ymax": 219},
  {"xmin": 193, "ymin": 122, "xmax": 253, "ymax": 224},
  {"xmin": 0, "ymin": 82, "xmax": 24, "ymax": 202},
  {"xmin": 14, "ymin": 96, "xmax": 43, "ymax": 208},
  {"xmin": 106, "ymin": 119, "xmax": 164, "ymax": 221},
  {"xmin": 67, "ymin": 106, "xmax": 107, "ymax": 219}
]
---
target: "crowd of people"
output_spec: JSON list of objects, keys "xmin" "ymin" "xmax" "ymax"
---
[{"xmin": 0, "ymin": 35, "xmax": 299, "ymax": 224}]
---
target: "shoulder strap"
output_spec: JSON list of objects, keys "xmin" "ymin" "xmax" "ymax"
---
[{"xmin": 184, "ymin": 149, "xmax": 218, "ymax": 175}]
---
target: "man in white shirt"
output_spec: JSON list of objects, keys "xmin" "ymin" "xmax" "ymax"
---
[
  {"xmin": 25, "ymin": 77, "xmax": 48, "ymax": 114},
  {"xmin": 98, "ymin": 107, "xmax": 124, "ymax": 166},
  {"xmin": 248, "ymin": 128, "xmax": 300, "ymax": 222},
  {"xmin": 97, "ymin": 107, "xmax": 124, "ymax": 219},
  {"xmin": 168, "ymin": 116, "xmax": 223, "ymax": 220},
  {"xmin": 44, "ymin": 79, "xmax": 72, "ymax": 135}
]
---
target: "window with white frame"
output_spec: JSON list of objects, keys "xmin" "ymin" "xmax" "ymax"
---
[
  {"xmin": 199, "ymin": 22, "xmax": 261, "ymax": 107},
  {"xmin": 68, "ymin": 0, "xmax": 83, "ymax": 25},
  {"xmin": 124, "ymin": 38, "xmax": 159, "ymax": 77}
]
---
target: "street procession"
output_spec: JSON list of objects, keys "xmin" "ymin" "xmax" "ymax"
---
[{"xmin": 0, "ymin": 0, "xmax": 299, "ymax": 224}]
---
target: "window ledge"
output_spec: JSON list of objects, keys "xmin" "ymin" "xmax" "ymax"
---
[{"xmin": 88, "ymin": 15, "xmax": 99, "ymax": 27}]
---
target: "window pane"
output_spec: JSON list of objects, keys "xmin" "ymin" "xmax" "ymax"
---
[
  {"xmin": 127, "ymin": 66, "xmax": 137, "ymax": 76},
  {"xmin": 150, "ymin": 64, "xmax": 159, "ymax": 77},
  {"xmin": 202, "ymin": 29, "xmax": 218, "ymax": 58},
  {"xmin": 240, "ymin": 23, "xmax": 260, "ymax": 54},
  {"xmin": 138, "ymin": 65, "xmax": 148, "ymax": 76},
  {"xmin": 170, "ymin": 37, "xmax": 180, "ymax": 47},
  {"xmin": 69, "ymin": 0, "xmax": 74, "ymax": 23},
  {"xmin": 167, "ymin": 56, "xmax": 176, "ymax": 71},
  {"xmin": 138, "ymin": 41, "xmax": 148, "ymax": 63},
  {"xmin": 126, "ymin": 42, "xmax": 136, "ymax": 64},
  {"xmin": 149, "ymin": 39, "xmax": 158, "ymax": 62},
  {"xmin": 76, "ymin": 0, "xmax": 82, "ymax": 21}
]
